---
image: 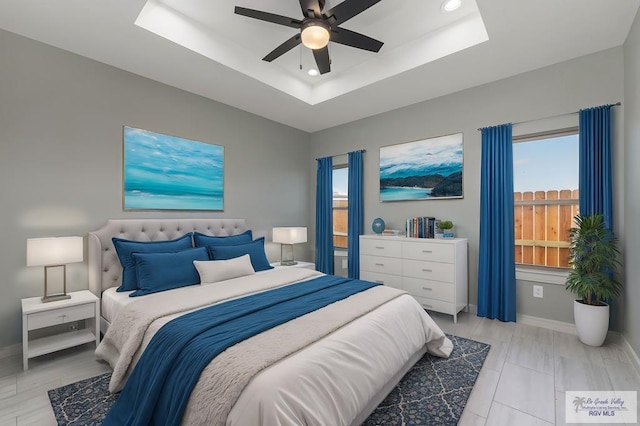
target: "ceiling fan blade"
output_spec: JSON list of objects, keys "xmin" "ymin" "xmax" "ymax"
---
[
  {"xmin": 331, "ymin": 27, "xmax": 383, "ymax": 52},
  {"xmin": 312, "ymin": 46, "xmax": 331, "ymax": 74},
  {"xmin": 235, "ymin": 7, "xmax": 302, "ymax": 29},
  {"xmin": 299, "ymin": 0, "xmax": 322, "ymax": 18},
  {"xmin": 324, "ymin": 0, "xmax": 382, "ymax": 25},
  {"xmin": 263, "ymin": 34, "xmax": 302, "ymax": 62}
]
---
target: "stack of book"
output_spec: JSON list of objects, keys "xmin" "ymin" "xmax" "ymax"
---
[{"xmin": 405, "ymin": 217, "xmax": 441, "ymax": 239}]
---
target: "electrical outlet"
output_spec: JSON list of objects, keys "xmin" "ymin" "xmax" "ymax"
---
[
  {"xmin": 533, "ymin": 285, "xmax": 543, "ymax": 298},
  {"xmin": 342, "ymin": 259, "xmax": 347, "ymax": 269}
]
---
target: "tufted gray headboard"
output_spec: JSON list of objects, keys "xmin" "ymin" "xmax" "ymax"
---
[{"xmin": 88, "ymin": 218, "xmax": 248, "ymax": 298}]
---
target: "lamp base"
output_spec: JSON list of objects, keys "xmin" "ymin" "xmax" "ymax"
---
[
  {"xmin": 42, "ymin": 293, "xmax": 71, "ymax": 303},
  {"xmin": 280, "ymin": 260, "xmax": 298, "ymax": 266}
]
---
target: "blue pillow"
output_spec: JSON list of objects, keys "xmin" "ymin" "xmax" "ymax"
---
[
  {"xmin": 208, "ymin": 238, "xmax": 273, "ymax": 272},
  {"xmin": 129, "ymin": 247, "xmax": 209, "ymax": 297},
  {"xmin": 193, "ymin": 230, "xmax": 253, "ymax": 248},
  {"xmin": 112, "ymin": 234, "xmax": 193, "ymax": 292}
]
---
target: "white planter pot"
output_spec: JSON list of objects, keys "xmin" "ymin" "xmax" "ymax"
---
[{"xmin": 573, "ymin": 300, "xmax": 609, "ymax": 347}]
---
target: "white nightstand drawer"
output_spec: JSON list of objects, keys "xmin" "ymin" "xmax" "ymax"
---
[
  {"xmin": 402, "ymin": 277, "xmax": 453, "ymax": 301},
  {"xmin": 402, "ymin": 241, "xmax": 455, "ymax": 263},
  {"xmin": 27, "ymin": 303, "xmax": 95, "ymax": 331},
  {"xmin": 402, "ymin": 259, "xmax": 454, "ymax": 282},
  {"xmin": 360, "ymin": 255, "xmax": 402, "ymax": 275},
  {"xmin": 361, "ymin": 270, "xmax": 402, "ymax": 290},
  {"xmin": 360, "ymin": 238, "xmax": 402, "ymax": 258},
  {"xmin": 412, "ymin": 295, "xmax": 455, "ymax": 315}
]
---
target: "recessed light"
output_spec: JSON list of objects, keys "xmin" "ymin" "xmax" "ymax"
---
[
  {"xmin": 308, "ymin": 69, "xmax": 319, "ymax": 76},
  {"xmin": 441, "ymin": 0, "xmax": 461, "ymax": 12}
]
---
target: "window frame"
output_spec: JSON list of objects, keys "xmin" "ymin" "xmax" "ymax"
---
[
  {"xmin": 513, "ymin": 127, "xmax": 579, "ymax": 285},
  {"xmin": 332, "ymin": 164, "xmax": 349, "ymax": 250}
]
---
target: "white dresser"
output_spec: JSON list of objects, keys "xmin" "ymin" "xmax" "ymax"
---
[{"xmin": 360, "ymin": 235, "xmax": 468, "ymax": 322}]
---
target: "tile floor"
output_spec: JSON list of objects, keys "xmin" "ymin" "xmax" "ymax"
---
[
  {"xmin": 429, "ymin": 312, "xmax": 640, "ymax": 426},
  {"xmin": 0, "ymin": 312, "xmax": 638, "ymax": 425}
]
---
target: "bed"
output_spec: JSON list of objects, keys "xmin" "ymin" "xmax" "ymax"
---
[{"xmin": 89, "ymin": 218, "xmax": 453, "ymax": 425}]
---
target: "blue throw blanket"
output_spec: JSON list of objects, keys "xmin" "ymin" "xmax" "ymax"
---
[{"xmin": 104, "ymin": 275, "xmax": 379, "ymax": 426}]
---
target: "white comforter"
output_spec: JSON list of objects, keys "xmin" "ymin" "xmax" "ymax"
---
[{"xmin": 95, "ymin": 268, "xmax": 453, "ymax": 425}]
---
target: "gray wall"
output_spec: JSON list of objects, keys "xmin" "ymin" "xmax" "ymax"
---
[
  {"xmin": 0, "ymin": 30, "xmax": 311, "ymax": 349},
  {"xmin": 309, "ymin": 47, "xmax": 625, "ymax": 326},
  {"xmin": 623, "ymin": 10, "xmax": 640, "ymax": 359}
]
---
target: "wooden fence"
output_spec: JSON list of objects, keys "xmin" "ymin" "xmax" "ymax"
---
[
  {"xmin": 332, "ymin": 190, "xmax": 578, "ymax": 267},
  {"xmin": 514, "ymin": 189, "xmax": 579, "ymax": 268},
  {"xmin": 333, "ymin": 198, "xmax": 348, "ymax": 248}
]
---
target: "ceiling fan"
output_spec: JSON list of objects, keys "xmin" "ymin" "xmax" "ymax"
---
[{"xmin": 235, "ymin": 0, "xmax": 384, "ymax": 75}]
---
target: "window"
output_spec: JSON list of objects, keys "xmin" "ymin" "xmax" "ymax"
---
[
  {"xmin": 333, "ymin": 166, "xmax": 348, "ymax": 249},
  {"xmin": 513, "ymin": 129, "xmax": 579, "ymax": 268}
]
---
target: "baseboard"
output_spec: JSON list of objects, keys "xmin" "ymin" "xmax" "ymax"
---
[
  {"xmin": 618, "ymin": 333, "xmax": 640, "ymax": 376},
  {"xmin": 517, "ymin": 313, "xmax": 578, "ymax": 335},
  {"xmin": 0, "ymin": 343, "xmax": 21, "ymax": 360}
]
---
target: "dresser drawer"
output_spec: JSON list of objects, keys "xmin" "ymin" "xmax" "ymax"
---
[
  {"xmin": 27, "ymin": 303, "xmax": 95, "ymax": 331},
  {"xmin": 402, "ymin": 241, "xmax": 455, "ymax": 263},
  {"xmin": 360, "ymin": 255, "xmax": 402, "ymax": 275},
  {"xmin": 411, "ymin": 295, "xmax": 456, "ymax": 315},
  {"xmin": 402, "ymin": 259, "xmax": 454, "ymax": 282},
  {"xmin": 360, "ymin": 238, "xmax": 402, "ymax": 258},
  {"xmin": 361, "ymin": 271, "xmax": 402, "ymax": 290},
  {"xmin": 402, "ymin": 277, "xmax": 454, "ymax": 301}
]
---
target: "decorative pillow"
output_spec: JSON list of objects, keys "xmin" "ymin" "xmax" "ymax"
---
[
  {"xmin": 208, "ymin": 237, "xmax": 274, "ymax": 272},
  {"xmin": 112, "ymin": 234, "xmax": 193, "ymax": 292},
  {"xmin": 193, "ymin": 230, "xmax": 253, "ymax": 248},
  {"xmin": 129, "ymin": 247, "xmax": 209, "ymax": 297},
  {"xmin": 194, "ymin": 254, "xmax": 256, "ymax": 285}
]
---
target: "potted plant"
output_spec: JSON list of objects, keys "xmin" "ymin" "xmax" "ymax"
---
[
  {"xmin": 437, "ymin": 220, "xmax": 455, "ymax": 238},
  {"xmin": 566, "ymin": 214, "xmax": 622, "ymax": 346}
]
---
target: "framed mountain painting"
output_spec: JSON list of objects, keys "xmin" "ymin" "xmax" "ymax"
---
[
  {"xmin": 123, "ymin": 126, "xmax": 224, "ymax": 210},
  {"xmin": 380, "ymin": 133, "xmax": 463, "ymax": 201}
]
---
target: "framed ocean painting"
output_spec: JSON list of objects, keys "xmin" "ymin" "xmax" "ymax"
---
[
  {"xmin": 380, "ymin": 133, "xmax": 463, "ymax": 202},
  {"xmin": 123, "ymin": 126, "xmax": 224, "ymax": 211}
]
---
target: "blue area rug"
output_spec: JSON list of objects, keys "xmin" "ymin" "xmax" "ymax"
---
[{"xmin": 48, "ymin": 334, "xmax": 488, "ymax": 425}]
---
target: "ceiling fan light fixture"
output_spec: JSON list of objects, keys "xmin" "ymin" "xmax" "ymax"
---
[
  {"xmin": 441, "ymin": 0, "xmax": 462, "ymax": 12},
  {"xmin": 301, "ymin": 20, "xmax": 330, "ymax": 50},
  {"xmin": 307, "ymin": 69, "xmax": 319, "ymax": 76}
]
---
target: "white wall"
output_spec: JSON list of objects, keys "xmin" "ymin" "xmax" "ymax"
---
[
  {"xmin": 309, "ymin": 47, "xmax": 625, "ymax": 326},
  {"xmin": 623, "ymin": 9, "xmax": 640, "ymax": 359},
  {"xmin": 0, "ymin": 29, "xmax": 311, "ymax": 349}
]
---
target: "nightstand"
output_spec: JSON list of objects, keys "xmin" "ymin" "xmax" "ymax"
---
[
  {"xmin": 270, "ymin": 261, "xmax": 316, "ymax": 270},
  {"xmin": 22, "ymin": 290, "xmax": 100, "ymax": 370}
]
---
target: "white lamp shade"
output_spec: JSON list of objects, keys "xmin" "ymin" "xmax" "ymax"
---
[
  {"xmin": 272, "ymin": 227, "xmax": 307, "ymax": 244},
  {"xmin": 27, "ymin": 236, "xmax": 84, "ymax": 266}
]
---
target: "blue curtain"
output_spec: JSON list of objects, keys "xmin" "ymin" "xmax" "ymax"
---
[
  {"xmin": 347, "ymin": 151, "xmax": 364, "ymax": 279},
  {"xmin": 579, "ymin": 105, "xmax": 613, "ymax": 229},
  {"xmin": 478, "ymin": 123, "xmax": 517, "ymax": 322},
  {"xmin": 315, "ymin": 157, "xmax": 334, "ymax": 274}
]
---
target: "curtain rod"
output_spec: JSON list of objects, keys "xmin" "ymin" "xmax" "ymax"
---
[
  {"xmin": 315, "ymin": 149, "xmax": 366, "ymax": 161},
  {"xmin": 477, "ymin": 102, "xmax": 621, "ymax": 131}
]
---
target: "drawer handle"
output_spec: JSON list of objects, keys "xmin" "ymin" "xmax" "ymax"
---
[
  {"xmin": 375, "ymin": 280, "xmax": 384, "ymax": 284},
  {"xmin": 422, "ymin": 269, "xmax": 433, "ymax": 272},
  {"xmin": 422, "ymin": 250, "xmax": 433, "ymax": 253},
  {"xmin": 375, "ymin": 246, "xmax": 385, "ymax": 249},
  {"xmin": 422, "ymin": 287, "xmax": 432, "ymax": 291},
  {"xmin": 375, "ymin": 263, "xmax": 385, "ymax": 267}
]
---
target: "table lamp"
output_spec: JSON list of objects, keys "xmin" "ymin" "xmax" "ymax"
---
[
  {"xmin": 272, "ymin": 227, "xmax": 307, "ymax": 266},
  {"xmin": 27, "ymin": 236, "xmax": 83, "ymax": 302}
]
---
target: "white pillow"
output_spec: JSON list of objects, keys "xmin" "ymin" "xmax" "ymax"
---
[{"xmin": 194, "ymin": 254, "xmax": 256, "ymax": 285}]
